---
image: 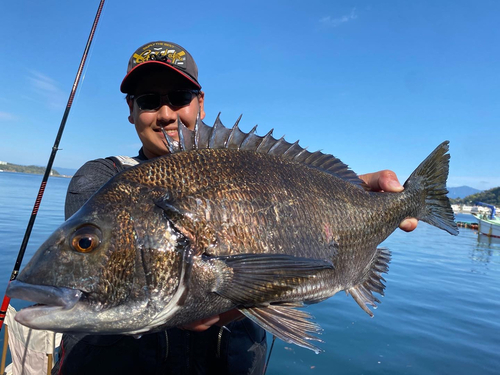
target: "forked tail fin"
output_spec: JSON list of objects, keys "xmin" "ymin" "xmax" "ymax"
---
[{"xmin": 404, "ymin": 141, "xmax": 459, "ymax": 235}]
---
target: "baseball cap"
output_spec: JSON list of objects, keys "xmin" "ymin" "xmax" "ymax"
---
[{"xmin": 120, "ymin": 41, "xmax": 201, "ymax": 93}]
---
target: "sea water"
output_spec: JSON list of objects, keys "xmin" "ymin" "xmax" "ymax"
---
[{"xmin": 0, "ymin": 172, "xmax": 499, "ymax": 374}]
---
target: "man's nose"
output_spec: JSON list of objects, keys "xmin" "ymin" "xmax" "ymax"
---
[{"xmin": 156, "ymin": 103, "xmax": 177, "ymax": 123}]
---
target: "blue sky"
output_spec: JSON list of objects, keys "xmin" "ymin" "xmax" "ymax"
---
[{"xmin": 1, "ymin": 1, "xmax": 499, "ymax": 189}]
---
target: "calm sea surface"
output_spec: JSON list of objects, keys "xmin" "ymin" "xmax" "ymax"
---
[{"xmin": 0, "ymin": 172, "xmax": 499, "ymax": 374}]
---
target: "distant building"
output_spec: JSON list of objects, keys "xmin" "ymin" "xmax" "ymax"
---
[{"xmin": 0, "ymin": 161, "xmax": 6, "ymax": 165}]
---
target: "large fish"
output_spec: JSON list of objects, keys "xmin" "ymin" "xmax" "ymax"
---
[{"xmin": 7, "ymin": 116, "xmax": 458, "ymax": 352}]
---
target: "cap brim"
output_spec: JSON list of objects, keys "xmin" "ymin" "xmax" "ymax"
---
[{"xmin": 120, "ymin": 61, "xmax": 201, "ymax": 93}]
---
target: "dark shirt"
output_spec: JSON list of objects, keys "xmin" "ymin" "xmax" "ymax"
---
[
  {"xmin": 64, "ymin": 148, "xmax": 147, "ymax": 220},
  {"xmin": 53, "ymin": 148, "xmax": 267, "ymax": 375}
]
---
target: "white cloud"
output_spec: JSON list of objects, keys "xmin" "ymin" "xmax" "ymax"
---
[
  {"xmin": 0, "ymin": 111, "xmax": 18, "ymax": 121},
  {"xmin": 27, "ymin": 70, "xmax": 66, "ymax": 110},
  {"xmin": 319, "ymin": 8, "xmax": 358, "ymax": 28}
]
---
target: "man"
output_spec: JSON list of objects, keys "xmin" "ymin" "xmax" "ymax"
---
[{"xmin": 54, "ymin": 41, "xmax": 417, "ymax": 375}]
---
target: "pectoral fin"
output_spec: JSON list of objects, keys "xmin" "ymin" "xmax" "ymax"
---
[
  {"xmin": 239, "ymin": 303, "xmax": 323, "ymax": 353},
  {"xmin": 214, "ymin": 253, "xmax": 333, "ymax": 305}
]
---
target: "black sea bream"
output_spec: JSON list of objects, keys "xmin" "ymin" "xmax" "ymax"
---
[{"xmin": 7, "ymin": 116, "xmax": 458, "ymax": 352}]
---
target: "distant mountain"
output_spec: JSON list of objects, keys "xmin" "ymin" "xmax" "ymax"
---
[
  {"xmin": 451, "ymin": 187, "xmax": 500, "ymax": 206},
  {"xmin": 447, "ymin": 186, "xmax": 482, "ymax": 199}
]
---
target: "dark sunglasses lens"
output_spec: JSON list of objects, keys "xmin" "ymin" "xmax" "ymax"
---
[
  {"xmin": 168, "ymin": 91, "xmax": 194, "ymax": 106},
  {"xmin": 136, "ymin": 94, "xmax": 160, "ymax": 110}
]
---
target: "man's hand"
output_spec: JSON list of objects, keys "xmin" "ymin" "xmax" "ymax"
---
[
  {"xmin": 359, "ymin": 170, "xmax": 418, "ymax": 232},
  {"xmin": 180, "ymin": 309, "xmax": 244, "ymax": 332},
  {"xmin": 180, "ymin": 315, "xmax": 220, "ymax": 332}
]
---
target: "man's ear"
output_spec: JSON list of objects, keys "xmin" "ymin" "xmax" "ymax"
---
[
  {"xmin": 198, "ymin": 91, "xmax": 206, "ymax": 120},
  {"xmin": 127, "ymin": 97, "xmax": 134, "ymax": 124}
]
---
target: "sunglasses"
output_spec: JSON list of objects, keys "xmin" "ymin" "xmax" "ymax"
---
[{"xmin": 131, "ymin": 90, "xmax": 200, "ymax": 111}]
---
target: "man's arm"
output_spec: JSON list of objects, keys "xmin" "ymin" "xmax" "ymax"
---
[{"xmin": 359, "ymin": 170, "xmax": 418, "ymax": 232}]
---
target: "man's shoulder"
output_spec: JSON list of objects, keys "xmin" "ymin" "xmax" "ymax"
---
[
  {"xmin": 75, "ymin": 154, "xmax": 142, "ymax": 177},
  {"xmin": 74, "ymin": 157, "xmax": 119, "ymax": 178},
  {"xmin": 65, "ymin": 154, "xmax": 142, "ymax": 219},
  {"xmin": 106, "ymin": 155, "xmax": 140, "ymax": 169}
]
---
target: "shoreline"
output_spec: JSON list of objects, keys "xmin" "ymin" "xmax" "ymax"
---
[{"xmin": 0, "ymin": 170, "xmax": 72, "ymax": 179}]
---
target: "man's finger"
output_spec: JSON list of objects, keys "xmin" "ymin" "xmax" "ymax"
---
[
  {"xmin": 180, "ymin": 315, "xmax": 220, "ymax": 332},
  {"xmin": 399, "ymin": 218, "xmax": 418, "ymax": 232},
  {"xmin": 377, "ymin": 170, "xmax": 404, "ymax": 193},
  {"xmin": 360, "ymin": 170, "xmax": 403, "ymax": 192}
]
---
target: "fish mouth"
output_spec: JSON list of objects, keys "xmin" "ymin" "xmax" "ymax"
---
[{"xmin": 7, "ymin": 280, "xmax": 83, "ymax": 311}]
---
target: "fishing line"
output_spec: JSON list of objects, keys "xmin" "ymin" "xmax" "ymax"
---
[
  {"xmin": 0, "ymin": 0, "xmax": 106, "ymax": 331},
  {"xmin": 263, "ymin": 335, "xmax": 277, "ymax": 375}
]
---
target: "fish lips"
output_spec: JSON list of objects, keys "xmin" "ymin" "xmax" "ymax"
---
[{"xmin": 7, "ymin": 280, "xmax": 83, "ymax": 326}]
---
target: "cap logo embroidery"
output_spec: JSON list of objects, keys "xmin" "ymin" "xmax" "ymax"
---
[{"xmin": 132, "ymin": 48, "xmax": 187, "ymax": 71}]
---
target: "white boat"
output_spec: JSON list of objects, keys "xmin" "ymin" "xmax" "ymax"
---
[
  {"xmin": 474, "ymin": 202, "xmax": 500, "ymax": 239},
  {"xmin": 477, "ymin": 215, "xmax": 500, "ymax": 238}
]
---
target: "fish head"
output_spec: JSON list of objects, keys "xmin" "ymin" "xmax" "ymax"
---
[{"xmin": 8, "ymin": 186, "xmax": 186, "ymax": 335}]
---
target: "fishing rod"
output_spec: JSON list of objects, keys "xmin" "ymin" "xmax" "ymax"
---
[{"xmin": 0, "ymin": 0, "xmax": 106, "ymax": 331}]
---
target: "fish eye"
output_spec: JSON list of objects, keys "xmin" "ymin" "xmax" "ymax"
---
[{"xmin": 70, "ymin": 226, "xmax": 102, "ymax": 253}]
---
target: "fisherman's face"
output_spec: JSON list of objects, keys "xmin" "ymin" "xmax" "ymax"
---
[{"xmin": 127, "ymin": 69, "xmax": 205, "ymax": 159}]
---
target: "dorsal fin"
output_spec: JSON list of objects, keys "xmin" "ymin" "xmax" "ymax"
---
[{"xmin": 173, "ymin": 114, "xmax": 366, "ymax": 187}]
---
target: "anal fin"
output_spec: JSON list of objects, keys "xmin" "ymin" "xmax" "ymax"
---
[
  {"xmin": 239, "ymin": 302, "xmax": 323, "ymax": 354},
  {"xmin": 347, "ymin": 248, "xmax": 391, "ymax": 317}
]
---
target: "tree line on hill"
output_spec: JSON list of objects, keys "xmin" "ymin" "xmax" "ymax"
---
[
  {"xmin": 0, "ymin": 163, "xmax": 60, "ymax": 176},
  {"xmin": 450, "ymin": 187, "xmax": 500, "ymax": 207}
]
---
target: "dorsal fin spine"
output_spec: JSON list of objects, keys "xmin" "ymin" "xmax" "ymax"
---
[
  {"xmin": 178, "ymin": 115, "xmax": 186, "ymax": 151},
  {"xmin": 225, "ymin": 114, "xmax": 243, "ymax": 148},
  {"xmin": 268, "ymin": 136, "xmax": 286, "ymax": 154},
  {"xmin": 255, "ymin": 129, "xmax": 275, "ymax": 153},
  {"xmin": 282, "ymin": 140, "xmax": 300, "ymax": 157},
  {"xmin": 239, "ymin": 125, "xmax": 261, "ymax": 150},
  {"xmin": 209, "ymin": 113, "xmax": 222, "ymax": 148},
  {"xmin": 160, "ymin": 127, "xmax": 177, "ymax": 154},
  {"xmin": 194, "ymin": 114, "xmax": 201, "ymax": 149}
]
